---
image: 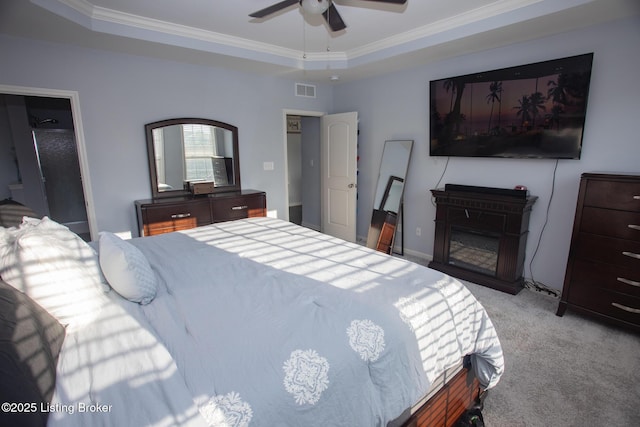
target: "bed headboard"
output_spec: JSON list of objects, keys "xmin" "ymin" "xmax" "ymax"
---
[{"xmin": 0, "ymin": 199, "xmax": 38, "ymax": 228}]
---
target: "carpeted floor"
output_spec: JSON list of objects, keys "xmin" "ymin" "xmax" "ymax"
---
[{"xmin": 459, "ymin": 280, "xmax": 640, "ymax": 427}]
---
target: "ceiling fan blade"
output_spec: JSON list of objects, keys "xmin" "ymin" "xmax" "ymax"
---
[
  {"xmin": 249, "ymin": 0, "xmax": 300, "ymax": 18},
  {"xmin": 360, "ymin": 0, "xmax": 407, "ymax": 3},
  {"xmin": 323, "ymin": 4, "xmax": 346, "ymax": 32}
]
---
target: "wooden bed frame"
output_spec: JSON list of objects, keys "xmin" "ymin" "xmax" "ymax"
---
[{"xmin": 402, "ymin": 364, "xmax": 484, "ymax": 427}]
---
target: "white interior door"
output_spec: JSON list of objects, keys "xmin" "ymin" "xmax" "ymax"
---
[{"xmin": 321, "ymin": 112, "xmax": 358, "ymax": 242}]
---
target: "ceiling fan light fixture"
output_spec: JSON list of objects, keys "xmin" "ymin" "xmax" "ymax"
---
[{"xmin": 300, "ymin": 0, "xmax": 330, "ymax": 15}]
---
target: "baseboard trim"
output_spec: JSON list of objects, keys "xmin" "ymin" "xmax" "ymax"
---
[
  {"xmin": 301, "ymin": 221, "xmax": 320, "ymax": 232},
  {"xmin": 397, "ymin": 248, "xmax": 432, "ymax": 263}
]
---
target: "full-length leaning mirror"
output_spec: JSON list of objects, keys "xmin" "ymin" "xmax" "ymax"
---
[
  {"xmin": 145, "ymin": 118, "xmax": 241, "ymax": 198},
  {"xmin": 366, "ymin": 140, "xmax": 413, "ymax": 254}
]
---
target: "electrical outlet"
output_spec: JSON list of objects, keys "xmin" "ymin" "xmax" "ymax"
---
[
  {"xmin": 263, "ymin": 161, "xmax": 274, "ymax": 171},
  {"xmin": 416, "ymin": 227, "xmax": 421, "ymax": 236}
]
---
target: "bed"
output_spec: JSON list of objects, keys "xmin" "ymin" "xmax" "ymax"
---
[{"xmin": 0, "ymin": 214, "xmax": 503, "ymax": 427}]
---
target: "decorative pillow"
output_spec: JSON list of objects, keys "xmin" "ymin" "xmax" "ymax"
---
[
  {"xmin": 0, "ymin": 279, "xmax": 66, "ymax": 427},
  {"xmin": 98, "ymin": 232, "xmax": 157, "ymax": 305},
  {"xmin": 0, "ymin": 221, "xmax": 108, "ymax": 331},
  {"xmin": 18, "ymin": 217, "xmax": 110, "ymax": 292},
  {"xmin": 0, "ymin": 199, "xmax": 38, "ymax": 228}
]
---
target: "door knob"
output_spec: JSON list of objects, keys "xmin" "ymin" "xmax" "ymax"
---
[{"xmin": 348, "ymin": 183, "xmax": 356, "ymax": 188}]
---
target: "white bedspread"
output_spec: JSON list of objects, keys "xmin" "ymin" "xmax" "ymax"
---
[{"xmin": 50, "ymin": 217, "xmax": 503, "ymax": 427}]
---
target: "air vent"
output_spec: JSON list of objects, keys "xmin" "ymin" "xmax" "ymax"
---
[{"xmin": 295, "ymin": 83, "xmax": 316, "ymax": 98}]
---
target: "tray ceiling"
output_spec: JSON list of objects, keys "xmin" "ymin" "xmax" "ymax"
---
[{"xmin": 2, "ymin": 0, "xmax": 639, "ymax": 81}]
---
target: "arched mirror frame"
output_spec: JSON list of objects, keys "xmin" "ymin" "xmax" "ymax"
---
[{"xmin": 145, "ymin": 118, "xmax": 241, "ymax": 199}]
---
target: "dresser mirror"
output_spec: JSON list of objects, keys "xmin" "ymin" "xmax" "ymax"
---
[
  {"xmin": 366, "ymin": 140, "xmax": 413, "ymax": 254},
  {"xmin": 145, "ymin": 118, "xmax": 241, "ymax": 198}
]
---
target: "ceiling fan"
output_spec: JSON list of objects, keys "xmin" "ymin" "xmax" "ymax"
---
[{"xmin": 249, "ymin": 0, "xmax": 408, "ymax": 32}]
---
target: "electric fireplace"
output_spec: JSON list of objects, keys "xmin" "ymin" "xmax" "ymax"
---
[
  {"xmin": 429, "ymin": 185, "xmax": 537, "ymax": 294},
  {"xmin": 449, "ymin": 229, "xmax": 500, "ymax": 276}
]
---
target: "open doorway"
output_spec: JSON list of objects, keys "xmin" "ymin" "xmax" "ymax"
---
[
  {"xmin": 283, "ymin": 109, "xmax": 359, "ymax": 242},
  {"xmin": 0, "ymin": 85, "xmax": 96, "ymax": 240},
  {"xmin": 285, "ymin": 114, "xmax": 322, "ymax": 230}
]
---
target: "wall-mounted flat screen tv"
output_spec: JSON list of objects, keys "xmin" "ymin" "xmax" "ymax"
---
[{"xmin": 430, "ymin": 53, "xmax": 593, "ymax": 159}]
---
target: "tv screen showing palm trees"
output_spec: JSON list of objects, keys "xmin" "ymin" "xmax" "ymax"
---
[{"xmin": 430, "ymin": 53, "xmax": 593, "ymax": 159}]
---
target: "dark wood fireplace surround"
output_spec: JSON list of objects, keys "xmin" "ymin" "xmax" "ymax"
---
[{"xmin": 429, "ymin": 186, "xmax": 537, "ymax": 294}]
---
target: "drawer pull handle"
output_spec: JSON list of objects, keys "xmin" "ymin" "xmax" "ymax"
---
[
  {"xmin": 617, "ymin": 277, "xmax": 640, "ymax": 288},
  {"xmin": 634, "ymin": 195, "xmax": 640, "ymax": 200},
  {"xmin": 232, "ymin": 205, "xmax": 248, "ymax": 211},
  {"xmin": 611, "ymin": 302, "xmax": 640, "ymax": 314},
  {"xmin": 628, "ymin": 224, "xmax": 640, "ymax": 231},
  {"xmin": 622, "ymin": 251, "xmax": 640, "ymax": 260},
  {"xmin": 171, "ymin": 213, "xmax": 192, "ymax": 219}
]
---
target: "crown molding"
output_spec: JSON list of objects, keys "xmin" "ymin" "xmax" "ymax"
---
[
  {"xmin": 30, "ymin": 0, "xmax": 598, "ymax": 71},
  {"xmin": 90, "ymin": 3, "xmax": 302, "ymax": 60},
  {"xmin": 31, "ymin": 0, "xmax": 302, "ymax": 63}
]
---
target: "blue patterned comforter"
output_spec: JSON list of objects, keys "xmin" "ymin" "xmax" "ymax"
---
[{"xmin": 129, "ymin": 218, "xmax": 503, "ymax": 427}]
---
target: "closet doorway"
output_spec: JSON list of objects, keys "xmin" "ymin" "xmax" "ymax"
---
[
  {"xmin": 283, "ymin": 110, "xmax": 358, "ymax": 243},
  {"xmin": 285, "ymin": 113, "xmax": 322, "ymax": 231},
  {"xmin": 0, "ymin": 85, "xmax": 96, "ymax": 240}
]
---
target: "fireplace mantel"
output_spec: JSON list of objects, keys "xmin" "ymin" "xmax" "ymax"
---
[{"xmin": 428, "ymin": 186, "xmax": 537, "ymax": 294}]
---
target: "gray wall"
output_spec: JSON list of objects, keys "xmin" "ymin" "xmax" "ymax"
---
[
  {"xmin": 0, "ymin": 34, "xmax": 333, "ymax": 235},
  {"xmin": 0, "ymin": 98, "xmax": 18, "ymax": 200},
  {"xmin": 286, "ymin": 132, "xmax": 302, "ymax": 205},
  {"xmin": 1, "ymin": 15, "xmax": 639, "ymax": 291},
  {"xmin": 333, "ymin": 16, "xmax": 640, "ymax": 290},
  {"xmin": 286, "ymin": 117, "xmax": 322, "ymax": 230},
  {"xmin": 301, "ymin": 116, "xmax": 321, "ymax": 229}
]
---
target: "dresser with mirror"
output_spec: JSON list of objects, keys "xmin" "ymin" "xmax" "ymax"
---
[{"xmin": 135, "ymin": 118, "xmax": 266, "ymax": 237}]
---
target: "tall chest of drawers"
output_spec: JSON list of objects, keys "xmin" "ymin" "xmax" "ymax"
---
[{"xmin": 557, "ymin": 173, "xmax": 640, "ymax": 331}]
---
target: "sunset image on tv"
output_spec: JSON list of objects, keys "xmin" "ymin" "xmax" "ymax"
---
[{"xmin": 430, "ymin": 53, "xmax": 593, "ymax": 159}]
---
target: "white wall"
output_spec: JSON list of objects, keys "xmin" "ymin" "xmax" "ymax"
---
[
  {"xmin": 0, "ymin": 34, "xmax": 333, "ymax": 235},
  {"xmin": 334, "ymin": 16, "xmax": 640, "ymax": 290}
]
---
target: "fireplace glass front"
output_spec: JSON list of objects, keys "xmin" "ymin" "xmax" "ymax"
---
[{"xmin": 448, "ymin": 228, "xmax": 500, "ymax": 276}]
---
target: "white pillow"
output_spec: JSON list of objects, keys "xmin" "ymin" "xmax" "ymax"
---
[
  {"xmin": 0, "ymin": 224, "xmax": 108, "ymax": 331},
  {"xmin": 19, "ymin": 216, "xmax": 110, "ymax": 292},
  {"xmin": 98, "ymin": 232, "xmax": 157, "ymax": 305}
]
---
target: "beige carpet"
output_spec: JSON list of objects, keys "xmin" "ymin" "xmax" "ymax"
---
[{"xmin": 460, "ymin": 280, "xmax": 640, "ymax": 427}]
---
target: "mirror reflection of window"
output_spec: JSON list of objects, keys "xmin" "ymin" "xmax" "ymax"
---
[
  {"xmin": 183, "ymin": 124, "xmax": 218, "ymax": 181},
  {"xmin": 381, "ymin": 178, "xmax": 404, "ymax": 213},
  {"xmin": 146, "ymin": 118, "xmax": 241, "ymax": 198}
]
